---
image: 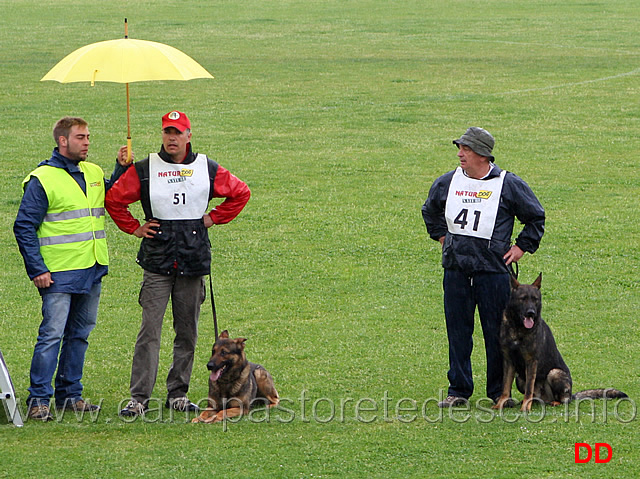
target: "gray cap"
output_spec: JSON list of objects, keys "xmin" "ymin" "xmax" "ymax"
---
[{"xmin": 453, "ymin": 127, "xmax": 495, "ymax": 161}]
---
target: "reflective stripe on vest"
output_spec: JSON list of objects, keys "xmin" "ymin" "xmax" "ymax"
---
[
  {"xmin": 39, "ymin": 230, "xmax": 107, "ymax": 246},
  {"xmin": 23, "ymin": 162, "xmax": 109, "ymax": 272},
  {"xmin": 43, "ymin": 207, "xmax": 105, "ymax": 223}
]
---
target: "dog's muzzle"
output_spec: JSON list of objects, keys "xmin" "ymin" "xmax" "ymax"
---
[{"xmin": 209, "ymin": 365, "xmax": 227, "ymax": 382}]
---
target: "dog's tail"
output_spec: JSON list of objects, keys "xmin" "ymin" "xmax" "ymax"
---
[{"xmin": 572, "ymin": 388, "xmax": 628, "ymax": 401}]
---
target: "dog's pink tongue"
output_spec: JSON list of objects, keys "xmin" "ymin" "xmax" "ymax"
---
[
  {"xmin": 210, "ymin": 369, "xmax": 223, "ymax": 382},
  {"xmin": 524, "ymin": 317, "xmax": 534, "ymax": 329}
]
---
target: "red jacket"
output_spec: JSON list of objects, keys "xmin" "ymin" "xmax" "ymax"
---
[
  {"xmin": 105, "ymin": 146, "xmax": 250, "ymax": 276},
  {"xmin": 106, "ymin": 148, "xmax": 250, "ymax": 234}
]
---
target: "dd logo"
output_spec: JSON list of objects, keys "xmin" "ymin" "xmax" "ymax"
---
[{"xmin": 574, "ymin": 443, "xmax": 612, "ymax": 464}]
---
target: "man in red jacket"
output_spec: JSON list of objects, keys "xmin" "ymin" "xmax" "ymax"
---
[{"xmin": 106, "ymin": 111, "xmax": 250, "ymax": 417}]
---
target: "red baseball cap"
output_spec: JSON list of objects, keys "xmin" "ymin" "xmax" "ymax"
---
[{"xmin": 162, "ymin": 111, "xmax": 191, "ymax": 132}]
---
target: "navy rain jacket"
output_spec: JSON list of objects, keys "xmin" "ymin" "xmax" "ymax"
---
[{"xmin": 422, "ymin": 164, "xmax": 545, "ymax": 275}]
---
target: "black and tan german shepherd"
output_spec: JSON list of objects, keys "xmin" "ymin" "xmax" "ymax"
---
[
  {"xmin": 192, "ymin": 330, "xmax": 279, "ymax": 423},
  {"xmin": 493, "ymin": 273, "xmax": 627, "ymax": 412}
]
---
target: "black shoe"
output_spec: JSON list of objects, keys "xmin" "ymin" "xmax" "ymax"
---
[
  {"xmin": 165, "ymin": 396, "xmax": 199, "ymax": 412},
  {"xmin": 119, "ymin": 399, "xmax": 147, "ymax": 417},
  {"xmin": 438, "ymin": 395, "xmax": 468, "ymax": 408}
]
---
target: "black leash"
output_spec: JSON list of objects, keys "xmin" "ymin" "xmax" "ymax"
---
[
  {"xmin": 209, "ymin": 274, "xmax": 219, "ymax": 339},
  {"xmin": 507, "ymin": 261, "xmax": 519, "ymax": 280}
]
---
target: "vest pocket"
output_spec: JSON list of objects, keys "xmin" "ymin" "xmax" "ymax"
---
[
  {"xmin": 178, "ymin": 222, "xmax": 211, "ymax": 274},
  {"xmin": 136, "ymin": 219, "xmax": 211, "ymax": 275},
  {"xmin": 137, "ymin": 229, "xmax": 175, "ymax": 274}
]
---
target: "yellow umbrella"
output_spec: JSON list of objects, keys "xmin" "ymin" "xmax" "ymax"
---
[{"xmin": 41, "ymin": 19, "xmax": 213, "ymax": 162}]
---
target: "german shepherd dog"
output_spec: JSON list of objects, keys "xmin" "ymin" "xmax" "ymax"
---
[
  {"xmin": 493, "ymin": 274, "xmax": 627, "ymax": 412},
  {"xmin": 192, "ymin": 330, "xmax": 279, "ymax": 423}
]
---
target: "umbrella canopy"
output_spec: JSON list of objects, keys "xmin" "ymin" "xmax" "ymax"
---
[
  {"xmin": 41, "ymin": 38, "xmax": 213, "ymax": 85},
  {"xmin": 41, "ymin": 22, "xmax": 213, "ymax": 163}
]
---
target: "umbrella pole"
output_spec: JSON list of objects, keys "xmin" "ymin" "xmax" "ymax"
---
[
  {"xmin": 126, "ymin": 82, "xmax": 132, "ymax": 163},
  {"xmin": 125, "ymin": 18, "xmax": 132, "ymax": 163}
]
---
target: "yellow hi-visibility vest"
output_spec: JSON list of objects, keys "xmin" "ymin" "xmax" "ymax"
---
[{"xmin": 23, "ymin": 162, "xmax": 109, "ymax": 272}]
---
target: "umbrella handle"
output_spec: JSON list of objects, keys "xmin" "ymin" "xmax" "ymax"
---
[{"xmin": 126, "ymin": 81, "xmax": 132, "ymax": 163}]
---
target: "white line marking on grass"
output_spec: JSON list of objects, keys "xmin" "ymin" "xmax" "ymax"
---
[
  {"xmin": 466, "ymin": 38, "xmax": 640, "ymax": 57},
  {"xmin": 496, "ymin": 68, "xmax": 640, "ymax": 95}
]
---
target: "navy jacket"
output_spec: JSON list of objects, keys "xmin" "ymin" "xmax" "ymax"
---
[{"xmin": 422, "ymin": 164, "xmax": 545, "ymax": 274}]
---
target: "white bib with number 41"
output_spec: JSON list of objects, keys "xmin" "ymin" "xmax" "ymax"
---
[{"xmin": 445, "ymin": 167, "xmax": 506, "ymax": 240}]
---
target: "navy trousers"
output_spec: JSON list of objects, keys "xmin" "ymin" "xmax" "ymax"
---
[{"xmin": 443, "ymin": 269, "xmax": 510, "ymax": 400}]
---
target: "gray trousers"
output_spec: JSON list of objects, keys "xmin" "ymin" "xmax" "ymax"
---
[{"xmin": 130, "ymin": 270, "xmax": 206, "ymax": 403}]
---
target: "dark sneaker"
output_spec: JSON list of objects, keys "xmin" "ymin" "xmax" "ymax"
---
[
  {"xmin": 438, "ymin": 395, "xmax": 468, "ymax": 408},
  {"xmin": 119, "ymin": 399, "xmax": 147, "ymax": 417},
  {"xmin": 56, "ymin": 399, "xmax": 101, "ymax": 412},
  {"xmin": 165, "ymin": 396, "xmax": 199, "ymax": 412},
  {"xmin": 28, "ymin": 404, "xmax": 53, "ymax": 421}
]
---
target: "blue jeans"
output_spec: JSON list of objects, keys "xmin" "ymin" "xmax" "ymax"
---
[
  {"xmin": 443, "ymin": 270, "xmax": 510, "ymax": 400},
  {"xmin": 27, "ymin": 282, "xmax": 101, "ymax": 407}
]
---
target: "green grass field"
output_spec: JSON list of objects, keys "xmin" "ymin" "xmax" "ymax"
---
[{"xmin": 1, "ymin": 0, "xmax": 638, "ymax": 477}]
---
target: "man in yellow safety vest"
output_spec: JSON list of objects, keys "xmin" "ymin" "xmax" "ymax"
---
[{"xmin": 14, "ymin": 116, "xmax": 130, "ymax": 421}]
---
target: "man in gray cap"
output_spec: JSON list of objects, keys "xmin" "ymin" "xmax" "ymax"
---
[{"xmin": 422, "ymin": 127, "xmax": 545, "ymax": 407}]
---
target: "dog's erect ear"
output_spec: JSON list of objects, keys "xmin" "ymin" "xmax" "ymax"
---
[
  {"xmin": 219, "ymin": 330, "xmax": 229, "ymax": 339},
  {"xmin": 510, "ymin": 275, "xmax": 520, "ymax": 290},
  {"xmin": 235, "ymin": 338, "xmax": 247, "ymax": 350},
  {"xmin": 532, "ymin": 273, "xmax": 542, "ymax": 290}
]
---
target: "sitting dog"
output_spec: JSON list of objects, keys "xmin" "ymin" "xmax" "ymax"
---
[
  {"xmin": 192, "ymin": 330, "xmax": 279, "ymax": 423},
  {"xmin": 493, "ymin": 274, "xmax": 627, "ymax": 412}
]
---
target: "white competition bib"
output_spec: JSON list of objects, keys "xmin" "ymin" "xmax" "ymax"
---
[
  {"xmin": 445, "ymin": 167, "xmax": 506, "ymax": 240},
  {"xmin": 148, "ymin": 153, "xmax": 210, "ymax": 220}
]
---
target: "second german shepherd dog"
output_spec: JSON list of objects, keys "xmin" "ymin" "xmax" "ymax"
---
[
  {"xmin": 192, "ymin": 330, "xmax": 279, "ymax": 423},
  {"xmin": 493, "ymin": 273, "xmax": 627, "ymax": 412}
]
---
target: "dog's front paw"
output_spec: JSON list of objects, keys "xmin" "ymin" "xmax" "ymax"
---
[
  {"xmin": 520, "ymin": 399, "xmax": 533, "ymax": 412},
  {"xmin": 492, "ymin": 397, "xmax": 516, "ymax": 410},
  {"xmin": 192, "ymin": 408, "xmax": 217, "ymax": 424}
]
